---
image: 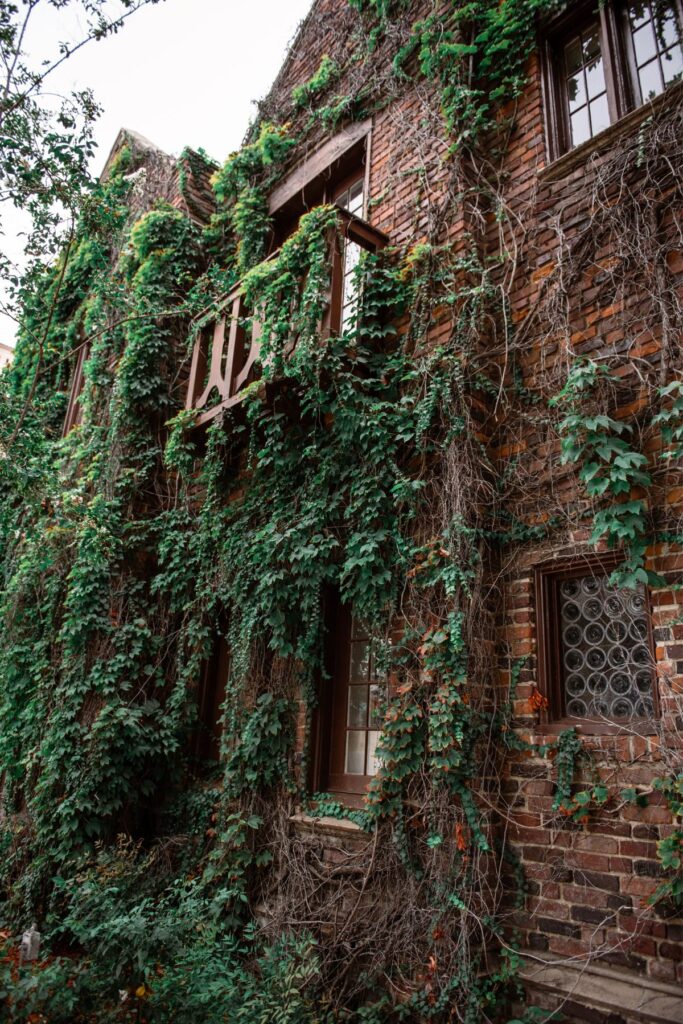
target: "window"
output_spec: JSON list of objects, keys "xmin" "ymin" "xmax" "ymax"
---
[
  {"xmin": 315, "ymin": 604, "xmax": 390, "ymax": 797},
  {"xmin": 333, "ymin": 176, "xmax": 365, "ymax": 332},
  {"xmin": 543, "ymin": 1, "xmax": 683, "ymax": 158},
  {"xmin": 185, "ymin": 141, "xmax": 387, "ymax": 427},
  {"xmin": 628, "ymin": 1, "xmax": 683, "ymax": 101},
  {"xmin": 62, "ymin": 339, "xmax": 89, "ymax": 436},
  {"xmin": 536, "ymin": 556, "xmax": 657, "ymax": 725},
  {"xmin": 193, "ymin": 632, "xmax": 230, "ymax": 762}
]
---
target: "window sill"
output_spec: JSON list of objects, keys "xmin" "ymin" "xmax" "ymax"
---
[
  {"xmin": 540, "ymin": 80, "xmax": 683, "ymax": 184},
  {"xmin": 289, "ymin": 811, "xmax": 368, "ymax": 838},
  {"xmin": 525, "ymin": 717, "xmax": 658, "ymax": 737}
]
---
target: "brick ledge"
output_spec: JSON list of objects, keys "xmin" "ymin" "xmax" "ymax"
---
[
  {"xmin": 289, "ymin": 811, "xmax": 368, "ymax": 838},
  {"xmin": 539, "ymin": 81, "xmax": 683, "ymax": 184},
  {"xmin": 520, "ymin": 951, "xmax": 683, "ymax": 1024}
]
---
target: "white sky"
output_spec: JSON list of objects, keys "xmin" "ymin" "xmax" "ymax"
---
[{"xmin": 2, "ymin": 0, "xmax": 313, "ymax": 345}]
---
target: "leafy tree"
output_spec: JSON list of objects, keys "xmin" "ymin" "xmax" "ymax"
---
[{"xmin": 0, "ymin": 0, "xmax": 162, "ymax": 322}]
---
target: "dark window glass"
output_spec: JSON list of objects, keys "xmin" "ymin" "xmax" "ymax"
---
[{"xmin": 558, "ymin": 575, "xmax": 654, "ymax": 720}]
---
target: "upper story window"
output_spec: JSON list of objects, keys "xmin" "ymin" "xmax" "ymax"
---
[
  {"xmin": 185, "ymin": 125, "xmax": 389, "ymax": 429},
  {"xmin": 62, "ymin": 339, "xmax": 89, "ymax": 436},
  {"xmin": 536, "ymin": 557, "xmax": 657, "ymax": 727},
  {"xmin": 333, "ymin": 176, "xmax": 365, "ymax": 331},
  {"xmin": 543, "ymin": 1, "xmax": 683, "ymax": 158},
  {"xmin": 628, "ymin": 1, "xmax": 683, "ymax": 101}
]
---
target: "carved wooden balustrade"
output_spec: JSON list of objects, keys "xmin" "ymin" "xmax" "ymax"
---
[{"xmin": 185, "ymin": 208, "xmax": 388, "ymax": 427}]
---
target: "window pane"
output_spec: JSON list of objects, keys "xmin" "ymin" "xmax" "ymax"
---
[
  {"xmin": 567, "ymin": 70, "xmax": 587, "ymax": 110},
  {"xmin": 629, "ymin": 2, "xmax": 652, "ymax": 30},
  {"xmin": 655, "ymin": 6, "xmax": 681, "ymax": 49},
  {"xmin": 585, "ymin": 56, "xmax": 606, "ymax": 99},
  {"xmin": 350, "ymin": 640, "xmax": 370, "ymax": 683},
  {"xmin": 662, "ymin": 43, "xmax": 683, "ymax": 83},
  {"xmin": 583, "ymin": 25, "xmax": 601, "ymax": 63},
  {"xmin": 559, "ymin": 575, "xmax": 653, "ymax": 720},
  {"xmin": 639, "ymin": 56, "xmax": 664, "ymax": 97},
  {"xmin": 347, "ymin": 180, "xmax": 364, "ymax": 217},
  {"xmin": 589, "ymin": 93, "xmax": 610, "ymax": 134},
  {"xmin": 565, "ymin": 35, "xmax": 584, "ymax": 75},
  {"xmin": 366, "ymin": 731, "xmax": 381, "ymax": 774},
  {"xmin": 347, "ymin": 685, "xmax": 368, "ymax": 728},
  {"xmin": 368, "ymin": 683, "xmax": 384, "ymax": 726},
  {"xmin": 633, "ymin": 21, "xmax": 658, "ymax": 65},
  {"xmin": 345, "ymin": 730, "xmax": 366, "ymax": 774},
  {"xmin": 570, "ymin": 105, "xmax": 591, "ymax": 146}
]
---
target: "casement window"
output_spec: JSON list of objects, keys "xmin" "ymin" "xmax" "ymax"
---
[
  {"xmin": 536, "ymin": 556, "xmax": 657, "ymax": 725},
  {"xmin": 313, "ymin": 603, "xmax": 391, "ymax": 797},
  {"xmin": 185, "ymin": 124, "xmax": 388, "ymax": 428},
  {"xmin": 194, "ymin": 632, "xmax": 230, "ymax": 762},
  {"xmin": 62, "ymin": 339, "xmax": 89, "ymax": 436},
  {"xmin": 542, "ymin": 1, "xmax": 683, "ymax": 158},
  {"xmin": 333, "ymin": 175, "xmax": 366, "ymax": 332}
]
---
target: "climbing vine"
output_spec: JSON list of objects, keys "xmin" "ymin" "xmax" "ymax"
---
[{"xmin": 0, "ymin": 1, "xmax": 681, "ymax": 1021}]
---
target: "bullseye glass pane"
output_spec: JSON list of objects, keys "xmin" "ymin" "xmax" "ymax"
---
[{"xmin": 559, "ymin": 575, "xmax": 652, "ymax": 719}]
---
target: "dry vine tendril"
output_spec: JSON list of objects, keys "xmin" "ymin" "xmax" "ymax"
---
[{"xmin": 0, "ymin": 1, "xmax": 681, "ymax": 1021}]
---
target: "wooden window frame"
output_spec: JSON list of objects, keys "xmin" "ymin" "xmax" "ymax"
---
[
  {"xmin": 541, "ymin": 0, "xmax": 683, "ymax": 161},
  {"xmin": 535, "ymin": 551, "xmax": 659, "ymax": 734},
  {"xmin": 192, "ymin": 629, "xmax": 230, "ymax": 763},
  {"xmin": 309, "ymin": 596, "xmax": 387, "ymax": 805},
  {"xmin": 62, "ymin": 338, "xmax": 89, "ymax": 436}
]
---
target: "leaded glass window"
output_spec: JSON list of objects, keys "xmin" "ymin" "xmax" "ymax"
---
[{"xmin": 558, "ymin": 574, "xmax": 654, "ymax": 720}]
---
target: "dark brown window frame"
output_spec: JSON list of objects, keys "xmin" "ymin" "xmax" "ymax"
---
[
  {"xmin": 309, "ymin": 595, "xmax": 393, "ymax": 805},
  {"xmin": 62, "ymin": 337, "xmax": 89, "ymax": 437},
  {"xmin": 541, "ymin": 0, "xmax": 683, "ymax": 161},
  {"xmin": 192, "ymin": 628, "xmax": 230, "ymax": 763},
  {"xmin": 535, "ymin": 551, "xmax": 659, "ymax": 734}
]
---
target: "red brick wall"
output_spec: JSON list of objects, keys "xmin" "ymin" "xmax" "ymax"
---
[{"xmin": 209, "ymin": 0, "xmax": 683, "ymax": 989}]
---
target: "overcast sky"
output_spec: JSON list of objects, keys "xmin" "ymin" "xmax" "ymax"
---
[{"xmin": 3, "ymin": 0, "xmax": 313, "ymax": 345}]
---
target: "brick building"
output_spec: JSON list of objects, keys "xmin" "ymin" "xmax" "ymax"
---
[{"xmin": 56, "ymin": 1, "xmax": 682, "ymax": 1020}]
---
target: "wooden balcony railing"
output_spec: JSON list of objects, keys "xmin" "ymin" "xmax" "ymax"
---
[{"xmin": 185, "ymin": 208, "xmax": 388, "ymax": 427}]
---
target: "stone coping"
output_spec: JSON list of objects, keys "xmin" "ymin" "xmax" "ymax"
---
[{"xmin": 520, "ymin": 951, "xmax": 683, "ymax": 1024}]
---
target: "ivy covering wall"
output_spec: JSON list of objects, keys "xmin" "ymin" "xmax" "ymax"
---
[{"xmin": 0, "ymin": 1, "xmax": 681, "ymax": 1021}]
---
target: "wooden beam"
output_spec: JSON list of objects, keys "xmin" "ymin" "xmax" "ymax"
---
[{"xmin": 269, "ymin": 119, "xmax": 372, "ymax": 215}]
